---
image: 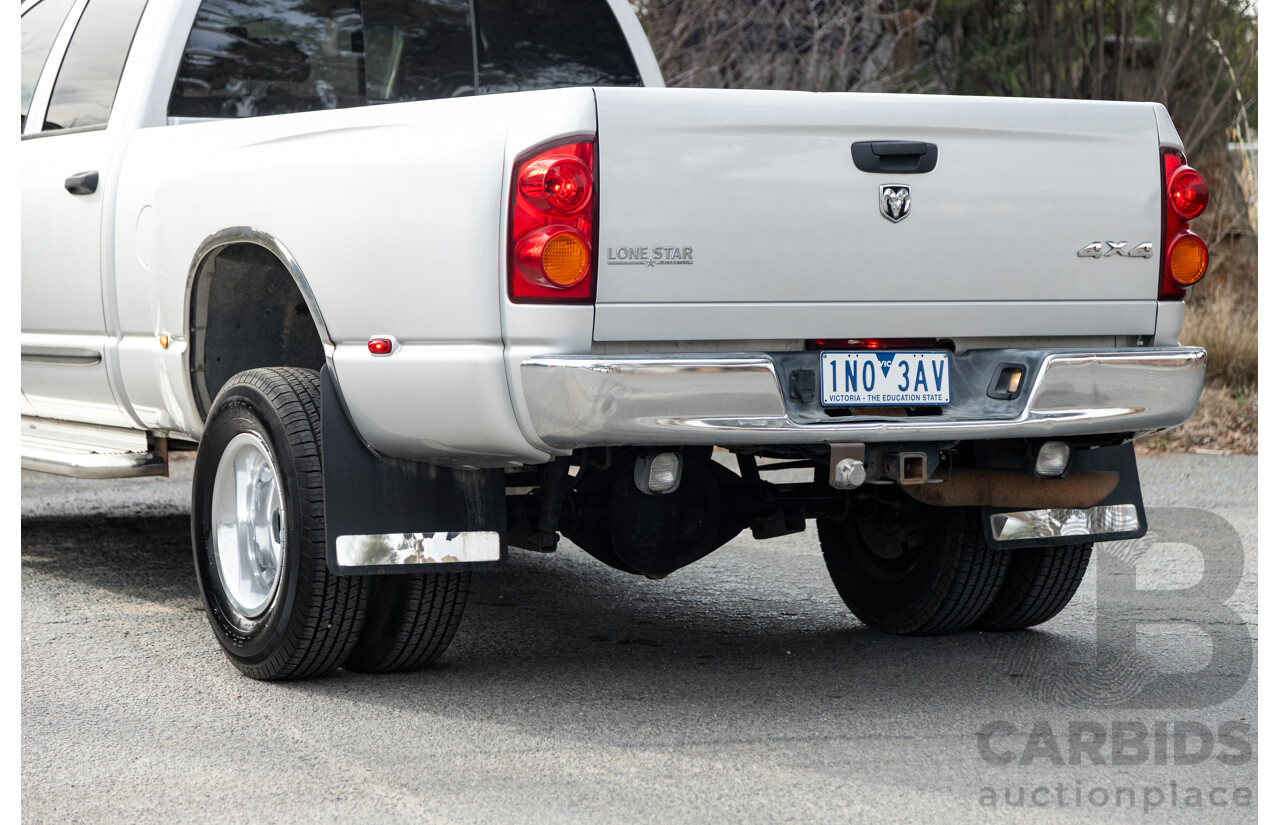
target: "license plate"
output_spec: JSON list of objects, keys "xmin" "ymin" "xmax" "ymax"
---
[{"xmin": 820, "ymin": 351, "xmax": 951, "ymax": 406}]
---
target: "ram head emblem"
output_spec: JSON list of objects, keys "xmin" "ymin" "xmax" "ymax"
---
[{"xmin": 879, "ymin": 184, "xmax": 911, "ymax": 223}]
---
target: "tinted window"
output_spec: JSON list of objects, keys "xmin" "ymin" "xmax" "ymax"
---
[
  {"xmin": 473, "ymin": 0, "xmax": 641, "ymax": 94},
  {"xmin": 362, "ymin": 1, "xmax": 475, "ymax": 103},
  {"xmin": 169, "ymin": 0, "xmax": 474, "ymax": 119},
  {"xmin": 42, "ymin": 0, "xmax": 148, "ymax": 131},
  {"xmin": 168, "ymin": 0, "xmax": 642, "ymax": 119},
  {"xmin": 21, "ymin": 0, "xmax": 77, "ymax": 129}
]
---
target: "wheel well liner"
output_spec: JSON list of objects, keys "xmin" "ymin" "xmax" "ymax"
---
[{"xmin": 186, "ymin": 228, "xmax": 331, "ymax": 419}]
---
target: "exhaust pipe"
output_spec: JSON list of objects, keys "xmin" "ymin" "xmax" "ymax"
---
[{"xmin": 899, "ymin": 469, "xmax": 1120, "ymax": 509}]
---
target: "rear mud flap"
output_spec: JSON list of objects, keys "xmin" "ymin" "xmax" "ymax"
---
[
  {"xmin": 320, "ymin": 366, "xmax": 506, "ymax": 574},
  {"xmin": 980, "ymin": 442, "xmax": 1147, "ymax": 549}
]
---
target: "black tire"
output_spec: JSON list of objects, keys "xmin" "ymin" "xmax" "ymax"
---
[
  {"xmin": 974, "ymin": 543, "xmax": 1092, "ymax": 631},
  {"xmin": 343, "ymin": 573, "xmax": 470, "ymax": 673},
  {"xmin": 817, "ymin": 494, "xmax": 1008, "ymax": 635},
  {"xmin": 191, "ymin": 367, "xmax": 366, "ymax": 680}
]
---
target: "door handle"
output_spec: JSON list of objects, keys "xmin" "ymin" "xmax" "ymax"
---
[
  {"xmin": 64, "ymin": 171, "xmax": 99, "ymax": 195},
  {"xmin": 851, "ymin": 141, "xmax": 938, "ymax": 174}
]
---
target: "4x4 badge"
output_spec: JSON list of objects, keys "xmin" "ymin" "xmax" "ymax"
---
[
  {"xmin": 1077, "ymin": 241, "xmax": 1154, "ymax": 258},
  {"xmin": 879, "ymin": 184, "xmax": 911, "ymax": 223}
]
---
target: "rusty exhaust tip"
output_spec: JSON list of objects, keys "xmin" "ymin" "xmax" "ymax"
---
[{"xmin": 899, "ymin": 469, "xmax": 1121, "ymax": 509}]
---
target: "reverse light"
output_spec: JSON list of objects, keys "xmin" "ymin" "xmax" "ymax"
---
[
  {"xmin": 510, "ymin": 139, "xmax": 596, "ymax": 303},
  {"xmin": 1159, "ymin": 149, "xmax": 1210, "ymax": 300},
  {"xmin": 635, "ymin": 451, "xmax": 682, "ymax": 495},
  {"xmin": 1034, "ymin": 441, "xmax": 1071, "ymax": 478}
]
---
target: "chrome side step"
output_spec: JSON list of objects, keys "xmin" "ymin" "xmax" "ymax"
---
[{"xmin": 21, "ymin": 417, "xmax": 168, "ymax": 479}]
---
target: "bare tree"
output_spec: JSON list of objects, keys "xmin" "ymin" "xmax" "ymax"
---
[{"xmin": 632, "ymin": 0, "xmax": 940, "ymax": 93}]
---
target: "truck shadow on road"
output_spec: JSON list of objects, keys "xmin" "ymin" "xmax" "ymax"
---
[{"xmin": 22, "ymin": 508, "xmax": 1139, "ymax": 729}]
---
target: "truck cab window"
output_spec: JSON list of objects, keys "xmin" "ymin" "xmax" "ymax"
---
[
  {"xmin": 169, "ymin": 0, "xmax": 475, "ymax": 119},
  {"xmin": 168, "ymin": 0, "xmax": 642, "ymax": 119},
  {"xmin": 473, "ymin": 0, "xmax": 641, "ymax": 94},
  {"xmin": 20, "ymin": 0, "xmax": 77, "ymax": 130},
  {"xmin": 41, "ymin": 0, "xmax": 148, "ymax": 132}
]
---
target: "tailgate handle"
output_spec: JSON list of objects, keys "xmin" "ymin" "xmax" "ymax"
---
[{"xmin": 851, "ymin": 141, "xmax": 938, "ymax": 174}]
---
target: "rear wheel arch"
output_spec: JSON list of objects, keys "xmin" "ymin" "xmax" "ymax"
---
[{"xmin": 186, "ymin": 228, "xmax": 332, "ymax": 422}]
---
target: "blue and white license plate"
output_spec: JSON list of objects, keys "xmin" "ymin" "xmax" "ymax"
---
[{"xmin": 820, "ymin": 351, "xmax": 951, "ymax": 406}]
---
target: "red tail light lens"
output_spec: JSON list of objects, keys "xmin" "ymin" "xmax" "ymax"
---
[
  {"xmin": 1168, "ymin": 166, "xmax": 1209, "ymax": 221},
  {"xmin": 1159, "ymin": 149, "xmax": 1209, "ymax": 299},
  {"xmin": 510, "ymin": 139, "xmax": 596, "ymax": 303},
  {"xmin": 809, "ymin": 338, "xmax": 938, "ymax": 351},
  {"xmin": 519, "ymin": 157, "xmax": 592, "ymax": 215}
]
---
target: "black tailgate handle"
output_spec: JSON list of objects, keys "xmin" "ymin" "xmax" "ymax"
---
[
  {"xmin": 64, "ymin": 171, "xmax": 99, "ymax": 195},
  {"xmin": 851, "ymin": 141, "xmax": 938, "ymax": 174}
]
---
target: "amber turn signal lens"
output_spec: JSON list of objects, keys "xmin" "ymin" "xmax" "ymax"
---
[
  {"xmin": 542, "ymin": 232, "xmax": 590, "ymax": 285},
  {"xmin": 1167, "ymin": 233, "xmax": 1208, "ymax": 287}
]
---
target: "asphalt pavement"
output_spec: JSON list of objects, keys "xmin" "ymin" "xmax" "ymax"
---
[{"xmin": 21, "ymin": 452, "xmax": 1257, "ymax": 824}]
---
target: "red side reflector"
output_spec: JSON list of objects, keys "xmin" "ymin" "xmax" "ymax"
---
[{"xmin": 368, "ymin": 338, "xmax": 392, "ymax": 355}]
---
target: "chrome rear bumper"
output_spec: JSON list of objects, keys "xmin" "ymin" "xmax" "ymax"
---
[{"xmin": 519, "ymin": 348, "xmax": 1206, "ymax": 450}]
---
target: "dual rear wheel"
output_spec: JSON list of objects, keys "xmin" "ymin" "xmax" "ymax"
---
[
  {"xmin": 191, "ymin": 367, "xmax": 468, "ymax": 680},
  {"xmin": 191, "ymin": 369, "xmax": 1089, "ymax": 678},
  {"xmin": 817, "ymin": 490, "xmax": 1091, "ymax": 635}
]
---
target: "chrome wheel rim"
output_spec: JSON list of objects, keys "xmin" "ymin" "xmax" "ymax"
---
[{"xmin": 210, "ymin": 432, "xmax": 285, "ymax": 618}]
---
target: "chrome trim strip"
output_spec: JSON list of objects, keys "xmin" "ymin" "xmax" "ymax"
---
[
  {"xmin": 184, "ymin": 227, "xmax": 337, "ymax": 422},
  {"xmin": 990, "ymin": 504, "xmax": 1141, "ymax": 542},
  {"xmin": 519, "ymin": 348, "xmax": 1206, "ymax": 449},
  {"xmin": 336, "ymin": 531, "xmax": 502, "ymax": 567},
  {"xmin": 185, "ymin": 226, "xmax": 333, "ymax": 349}
]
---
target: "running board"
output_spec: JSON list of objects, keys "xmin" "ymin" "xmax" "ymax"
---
[{"xmin": 21, "ymin": 417, "xmax": 168, "ymax": 479}]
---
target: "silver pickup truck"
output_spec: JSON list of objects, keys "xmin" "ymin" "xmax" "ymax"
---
[{"xmin": 21, "ymin": 0, "xmax": 1209, "ymax": 680}]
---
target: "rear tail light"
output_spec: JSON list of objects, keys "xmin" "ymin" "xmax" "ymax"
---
[
  {"xmin": 509, "ymin": 138, "xmax": 596, "ymax": 303},
  {"xmin": 1159, "ymin": 149, "xmax": 1209, "ymax": 299}
]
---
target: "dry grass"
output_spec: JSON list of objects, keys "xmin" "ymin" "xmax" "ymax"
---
[
  {"xmin": 1137, "ymin": 384, "xmax": 1257, "ymax": 455},
  {"xmin": 1179, "ymin": 287, "xmax": 1258, "ymax": 392},
  {"xmin": 1137, "ymin": 216, "xmax": 1257, "ymax": 454}
]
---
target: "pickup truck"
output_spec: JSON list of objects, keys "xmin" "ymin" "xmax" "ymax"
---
[{"xmin": 21, "ymin": 0, "xmax": 1210, "ymax": 680}]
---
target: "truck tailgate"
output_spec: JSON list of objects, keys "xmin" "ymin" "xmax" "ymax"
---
[{"xmin": 592, "ymin": 87, "xmax": 1162, "ymax": 341}]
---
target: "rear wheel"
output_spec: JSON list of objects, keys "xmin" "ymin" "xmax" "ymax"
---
[
  {"xmin": 974, "ymin": 544, "xmax": 1092, "ymax": 631},
  {"xmin": 191, "ymin": 367, "xmax": 366, "ymax": 680},
  {"xmin": 344, "ymin": 573, "xmax": 471, "ymax": 673},
  {"xmin": 817, "ymin": 493, "xmax": 1008, "ymax": 635}
]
